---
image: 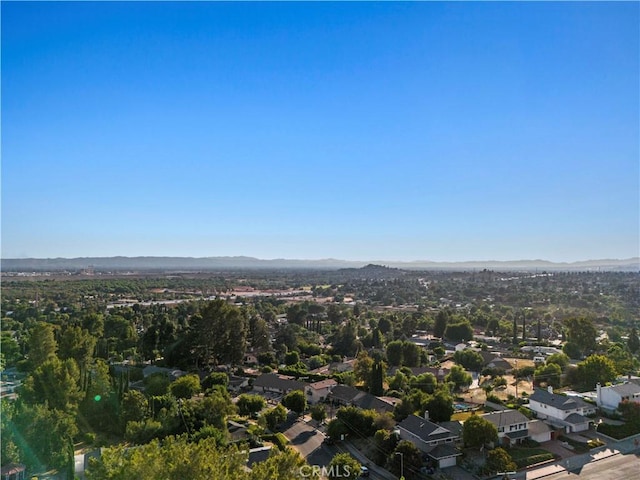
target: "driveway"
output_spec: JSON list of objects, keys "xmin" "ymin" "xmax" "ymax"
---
[{"xmin": 540, "ymin": 439, "xmax": 578, "ymax": 460}]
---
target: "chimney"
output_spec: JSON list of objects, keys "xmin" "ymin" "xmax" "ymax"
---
[
  {"xmin": 424, "ymin": 410, "xmax": 429, "ymax": 421},
  {"xmin": 547, "ymin": 386, "xmax": 553, "ymax": 394}
]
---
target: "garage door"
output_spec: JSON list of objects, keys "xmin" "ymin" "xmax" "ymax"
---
[{"xmin": 439, "ymin": 457, "xmax": 457, "ymax": 468}]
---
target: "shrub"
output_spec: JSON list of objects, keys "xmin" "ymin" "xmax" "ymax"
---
[{"xmin": 514, "ymin": 453, "xmax": 554, "ymax": 468}]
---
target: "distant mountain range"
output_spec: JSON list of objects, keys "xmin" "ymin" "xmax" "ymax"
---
[{"xmin": 2, "ymin": 256, "xmax": 639, "ymax": 272}]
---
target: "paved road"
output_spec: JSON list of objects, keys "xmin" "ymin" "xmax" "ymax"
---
[
  {"xmin": 531, "ymin": 451, "xmax": 640, "ymax": 480},
  {"xmin": 281, "ymin": 419, "xmax": 394, "ymax": 480}
]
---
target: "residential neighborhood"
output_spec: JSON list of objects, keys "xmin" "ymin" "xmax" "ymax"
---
[{"xmin": 2, "ymin": 268, "xmax": 639, "ymax": 480}]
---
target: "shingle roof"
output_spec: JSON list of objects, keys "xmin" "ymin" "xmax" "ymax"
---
[
  {"xmin": 608, "ymin": 383, "xmax": 640, "ymax": 396},
  {"xmin": 528, "ymin": 420, "xmax": 552, "ymax": 436},
  {"xmin": 481, "ymin": 410, "xmax": 529, "ymax": 428},
  {"xmin": 399, "ymin": 415, "xmax": 457, "ymax": 442},
  {"xmin": 253, "ymin": 373, "xmax": 305, "ymax": 392},
  {"xmin": 564, "ymin": 413, "xmax": 589, "ymax": 425},
  {"xmin": 428, "ymin": 445, "xmax": 461, "ymax": 459},
  {"xmin": 308, "ymin": 379, "xmax": 337, "ymax": 390},
  {"xmin": 329, "ymin": 385, "xmax": 394, "ymax": 413},
  {"xmin": 530, "ymin": 389, "xmax": 591, "ymax": 411}
]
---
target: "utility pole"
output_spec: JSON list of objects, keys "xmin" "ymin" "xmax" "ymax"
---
[{"xmin": 515, "ymin": 359, "xmax": 518, "ymax": 400}]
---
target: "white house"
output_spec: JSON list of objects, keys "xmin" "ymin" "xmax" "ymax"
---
[
  {"xmin": 596, "ymin": 382, "xmax": 640, "ymax": 412},
  {"xmin": 481, "ymin": 410, "xmax": 529, "ymax": 446},
  {"xmin": 397, "ymin": 413, "xmax": 461, "ymax": 468},
  {"xmin": 528, "ymin": 420, "xmax": 553, "ymax": 443},
  {"xmin": 529, "ymin": 387, "xmax": 596, "ymax": 433},
  {"xmin": 304, "ymin": 379, "xmax": 337, "ymax": 405}
]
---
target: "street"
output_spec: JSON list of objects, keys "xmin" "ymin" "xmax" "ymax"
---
[
  {"xmin": 531, "ymin": 451, "xmax": 640, "ymax": 480},
  {"xmin": 281, "ymin": 419, "xmax": 393, "ymax": 480}
]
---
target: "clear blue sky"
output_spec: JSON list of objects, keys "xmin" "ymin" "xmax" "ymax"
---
[{"xmin": 2, "ymin": 2, "xmax": 638, "ymax": 262}]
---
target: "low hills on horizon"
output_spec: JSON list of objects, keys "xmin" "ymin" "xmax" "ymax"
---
[{"xmin": 2, "ymin": 255, "xmax": 639, "ymax": 272}]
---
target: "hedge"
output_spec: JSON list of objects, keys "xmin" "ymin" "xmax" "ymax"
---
[
  {"xmin": 514, "ymin": 453, "xmax": 555, "ymax": 468},
  {"xmin": 262, "ymin": 432, "xmax": 289, "ymax": 451}
]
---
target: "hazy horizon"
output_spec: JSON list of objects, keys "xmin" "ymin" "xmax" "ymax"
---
[{"xmin": 3, "ymin": 2, "xmax": 638, "ymax": 262}]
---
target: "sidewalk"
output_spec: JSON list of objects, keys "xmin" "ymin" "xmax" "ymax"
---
[{"xmin": 524, "ymin": 446, "xmax": 621, "ymax": 480}]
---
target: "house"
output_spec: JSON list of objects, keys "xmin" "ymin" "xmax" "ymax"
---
[
  {"xmin": 529, "ymin": 387, "xmax": 596, "ymax": 433},
  {"xmin": 397, "ymin": 413, "xmax": 461, "ymax": 468},
  {"xmin": 243, "ymin": 353, "xmax": 259, "ymax": 365},
  {"xmin": 596, "ymin": 382, "xmax": 640, "ymax": 412},
  {"xmin": 228, "ymin": 375, "xmax": 250, "ymax": 393},
  {"xmin": 329, "ymin": 385, "xmax": 394, "ymax": 414},
  {"xmin": 478, "ymin": 351, "xmax": 512, "ymax": 372},
  {"xmin": 228, "ymin": 419, "xmax": 250, "ymax": 442},
  {"xmin": 247, "ymin": 446, "xmax": 273, "ymax": 469},
  {"xmin": 252, "ymin": 373, "xmax": 306, "ymax": 395},
  {"xmin": 142, "ymin": 365, "xmax": 186, "ymax": 381},
  {"xmin": 305, "ymin": 379, "xmax": 337, "ymax": 405},
  {"xmin": 481, "ymin": 410, "xmax": 529, "ymax": 446},
  {"xmin": 528, "ymin": 419, "xmax": 553, "ymax": 443}
]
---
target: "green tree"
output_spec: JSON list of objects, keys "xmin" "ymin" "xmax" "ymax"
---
[
  {"xmin": 121, "ymin": 390, "xmax": 149, "ymax": 427},
  {"xmin": 328, "ymin": 453, "xmax": 360, "ymax": 480},
  {"xmin": 170, "ymin": 374, "xmax": 201, "ymax": 399},
  {"xmin": 444, "ymin": 320, "xmax": 474, "ymax": 342},
  {"xmin": 369, "ymin": 360, "xmax": 385, "ymax": 396},
  {"xmin": 86, "ymin": 435, "xmax": 248, "ymax": 480},
  {"xmin": 354, "ymin": 351, "xmax": 373, "ymax": 387},
  {"xmin": 628, "ymin": 327, "xmax": 640, "ymax": 354},
  {"xmin": 59, "ymin": 326, "xmax": 97, "ymax": 371},
  {"xmin": 388, "ymin": 440, "xmax": 423, "ymax": 480},
  {"xmin": 310, "ymin": 403, "xmax": 327, "ymax": 422},
  {"xmin": 144, "ymin": 372, "xmax": 170, "ymax": 397},
  {"xmin": 250, "ymin": 448, "xmax": 317, "ymax": 480},
  {"xmin": 434, "ymin": 309, "xmax": 450, "ymax": 338},
  {"xmin": 462, "ymin": 414, "xmax": 498, "ymax": 448},
  {"xmin": 190, "ymin": 300, "xmax": 247, "ymax": 367},
  {"xmin": 26, "ymin": 322, "xmax": 57, "ymax": 371},
  {"xmin": 237, "ymin": 394, "xmax": 266, "ymax": 417},
  {"xmin": 534, "ymin": 362, "xmax": 562, "ymax": 389},
  {"xmin": 264, "ymin": 404, "xmax": 287, "ymax": 431},
  {"xmin": 248, "ymin": 315, "xmax": 271, "ymax": 352},
  {"xmin": 372, "ymin": 429, "xmax": 399, "ymax": 466},
  {"xmin": 387, "ymin": 340, "xmax": 404, "ymax": 367},
  {"xmin": 388, "ymin": 371, "xmax": 408, "ymax": 392},
  {"xmin": 12, "ymin": 402, "xmax": 78, "ymax": 471},
  {"xmin": 453, "ymin": 349, "xmax": 484, "ymax": 371},
  {"xmin": 21, "ymin": 357, "xmax": 82, "ymax": 412},
  {"xmin": 125, "ymin": 418, "xmax": 164, "ymax": 444},
  {"xmin": 425, "ymin": 390, "xmax": 454, "ymax": 422},
  {"xmin": 546, "ymin": 352, "xmax": 570, "ymax": 369},
  {"xmin": 564, "ymin": 317, "xmax": 597, "ymax": 357},
  {"xmin": 409, "ymin": 372, "xmax": 437, "ymax": 394},
  {"xmin": 445, "ymin": 365, "xmax": 472, "ymax": 392},
  {"xmin": 485, "ymin": 447, "xmax": 517, "ymax": 474},
  {"xmin": 282, "ymin": 390, "xmax": 307, "ymax": 415},
  {"xmin": 575, "ymin": 355, "xmax": 618, "ymax": 391},
  {"xmin": 401, "ymin": 341, "xmax": 421, "ymax": 367},
  {"xmin": 202, "ymin": 372, "xmax": 229, "ymax": 390},
  {"xmin": 0, "ymin": 333, "xmax": 21, "ymax": 367},
  {"xmin": 284, "ymin": 350, "xmax": 300, "ymax": 366}
]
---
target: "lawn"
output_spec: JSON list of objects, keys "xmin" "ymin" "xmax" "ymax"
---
[
  {"xmin": 451, "ymin": 409, "xmax": 484, "ymax": 421},
  {"xmin": 508, "ymin": 447, "xmax": 556, "ymax": 468}
]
